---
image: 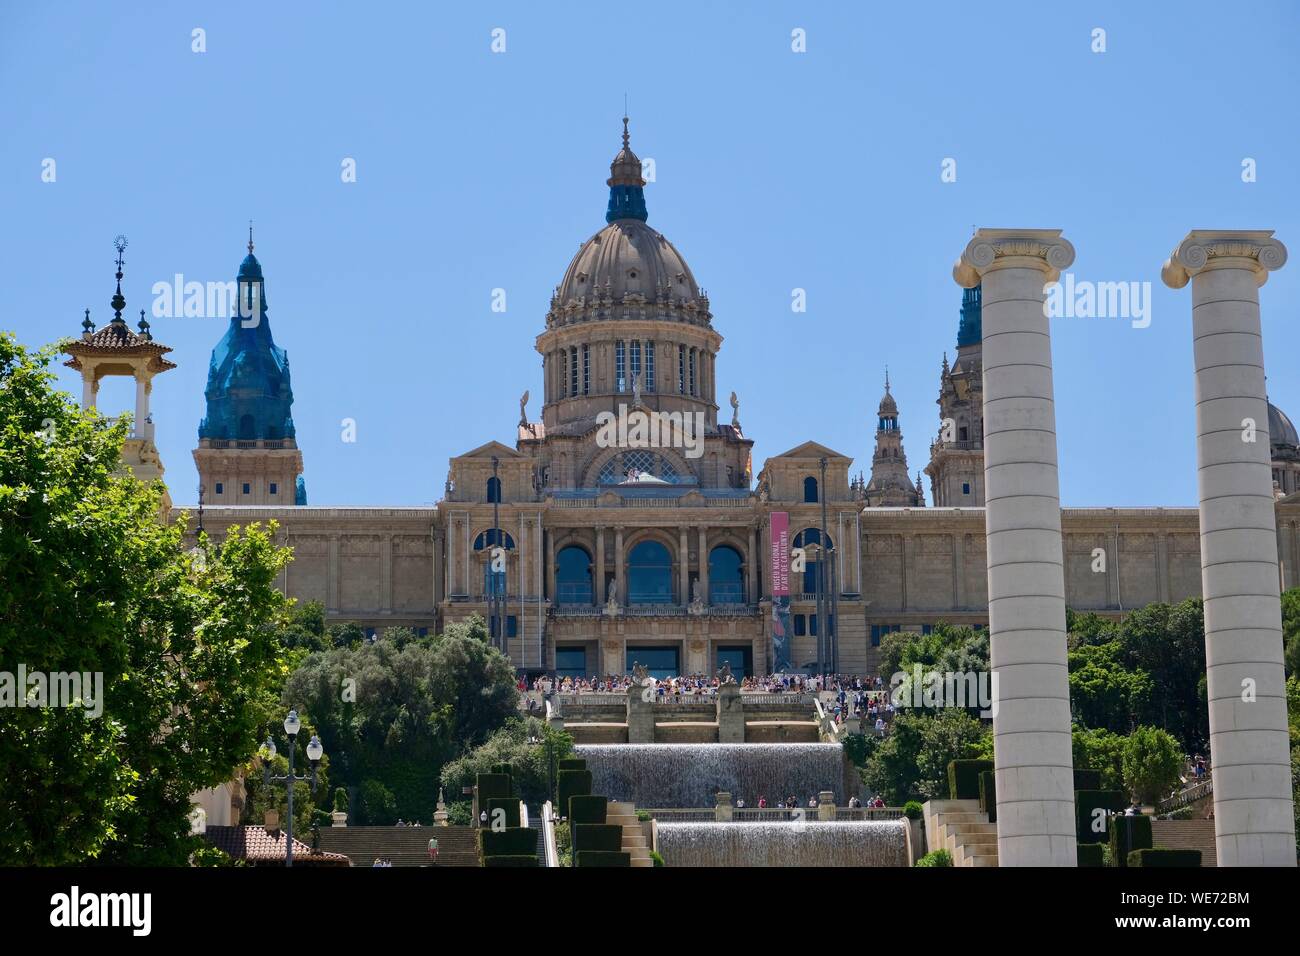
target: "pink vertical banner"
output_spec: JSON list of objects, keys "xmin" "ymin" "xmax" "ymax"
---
[{"xmin": 770, "ymin": 512, "xmax": 789, "ymax": 596}]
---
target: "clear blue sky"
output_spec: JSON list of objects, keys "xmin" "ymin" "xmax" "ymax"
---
[{"xmin": 3, "ymin": 1, "xmax": 1297, "ymax": 507}]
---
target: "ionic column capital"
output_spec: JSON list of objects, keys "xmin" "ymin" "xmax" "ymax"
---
[
  {"xmin": 953, "ymin": 228, "xmax": 1076, "ymax": 287},
  {"xmin": 1161, "ymin": 229, "xmax": 1287, "ymax": 289}
]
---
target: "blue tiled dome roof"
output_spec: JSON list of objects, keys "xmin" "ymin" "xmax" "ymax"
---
[{"xmin": 197, "ymin": 248, "xmax": 295, "ymax": 442}]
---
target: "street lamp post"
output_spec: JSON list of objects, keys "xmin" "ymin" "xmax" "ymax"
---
[
  {"xmin": 816, "ymin": 457, "xmax": 837, "ymax": 685},
  {"xmin": 262, "ymin": 709, "xmax": 324, "ymax": 868}
]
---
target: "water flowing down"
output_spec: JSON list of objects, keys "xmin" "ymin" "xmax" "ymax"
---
[
  {"xmin": 574, "ymin": 743, "xmax": 848, "ymax": 808},
  {"xmin": 657, "ymin": 821, "xmax": 908, "ymax": 867}
]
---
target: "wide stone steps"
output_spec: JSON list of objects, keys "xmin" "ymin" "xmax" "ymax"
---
[
  {"xmin": 925, "ymin": 800, "xmax": 999, "ymax": 868},
  {"xmin": 316, "ymin": 825, "xmax": 480, "ymax": 867},
  {"xmin": 609, "ymin": 801, "xmax": 653, "ymax": 867}
]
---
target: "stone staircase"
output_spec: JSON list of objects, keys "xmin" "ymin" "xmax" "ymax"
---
[
  {"xmin": 924, "ymin": 799, "xmax": 998, "ymax": 867},
  {"xmin": 316, "ymin": 825, "xmax": 479, "ymax": 867},
  {"xmin": 607, "ymin": 801, "xmax": 653, "ymax": 867}
]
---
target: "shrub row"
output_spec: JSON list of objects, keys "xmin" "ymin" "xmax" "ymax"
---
[
  {"xmin": 1109, "ymin": 814, "xmax": 1153, "ymax": 868},
  {"xmin": 576, "ymin": 850, "xmax": 630, "ymax": 867},
  {"xmin": 978, "ymin": 771, "xmax": 996, "ymax": 824}
]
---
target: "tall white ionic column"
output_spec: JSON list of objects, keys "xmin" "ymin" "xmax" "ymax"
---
[
  {"xmin": 1162, "ymin": 230, "xmax": 1296, "ymax": 867},
  {"xmin": 953, "ymin": 229, "xmax": 1077, "ymax": 867}
]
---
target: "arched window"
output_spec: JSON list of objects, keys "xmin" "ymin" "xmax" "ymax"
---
[
  {"xmin": 793, "ymin": 528, "xmax": 833, "ymax": 595},
  {"xmin": 709, "ymin": 545, "xmax": 744, "ymax": 604},
  {"xmin": 486, "ymin": 476, "xmax": 501, "ymax": 503},
  {"xmin": 474, "ymin": 529, "xmax": 516, "ymax": 597},
  {"xmin": 803, "ymin": 476, "xmax": 819, "ymax": 503},
  {"xmin": 556, "ymin": 546, "xmax": 593, "ymax": 604},
  {"xmin": 627, "ymin": 540, "xmax": 673, "ymax": 604}
]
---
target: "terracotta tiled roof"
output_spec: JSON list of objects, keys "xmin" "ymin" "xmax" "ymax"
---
[
  {"xmin": 64, "ymin": 319, "xmax": 176, "ymax": 372},
  {"xmin": 202, "ymin": 825, "xmax": 351, "ymax": 866}
]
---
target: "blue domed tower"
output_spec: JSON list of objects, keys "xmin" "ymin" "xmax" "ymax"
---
[{"xmin": 192, "ymin": 228, "xmax": 306, "ymax": 505}]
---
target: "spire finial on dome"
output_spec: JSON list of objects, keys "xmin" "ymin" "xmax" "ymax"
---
[
  {"xmin": 110, "ymin": 235, "xmax": 128, "ymax": 323},
  {"xmin": 248, "ymin": 220, "xmax": 255, "ymax": 254},
  {"xmin": 885, "ymin": 366, "xmax": 891, "ymax": 393},
  {"xmin": 606, "ymin": 115, "xmax": 648, "ymax": 223}
]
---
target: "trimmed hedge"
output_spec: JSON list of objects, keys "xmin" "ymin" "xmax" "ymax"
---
[
  {"xmin": 569, "ymin": 795, "xmax": 608, "ymax": 825},
  {"xmin": 576, "ymin": 850, "xmax": 630, "ymax": 867},
  {"xmin": 484, "ymin": 854, "xmax": 540, "ymax": 867},
  {"xmin": 573, "ymin": 823, "xmax": 624, "ymax": 854},
  {"xmin": 557, "ymin": 769, "xmax": 592, "ymax": 820},
  {"xmin": 1076, "ymin": 842, "xmax": 1105, "ymax": 867},
  {"xmin": 558, "ymin": 758, "xmax": 588, "ymax": 771},
  {"xmin": 1109, "ymin": 814, "xmax": 1153, "ymax": 868},
  {"xmin": 1127, "ymin": 848, "xmax": 1202, "ymax": 868},
  {"xmin": 948, "ymin": 759, "xmax": 993, "ymax": 800},
  {"xmin": 1075, "ymin": 790, "xmax": 1125, "ymax": 844},
  {"xmin": 480, "ymin": 828, "xmax": 536, "ymax": 856},
  {"xmin": 485, "ymin": 798, "xmax": 521, "ymax": 829},
  {"xmin": 1073, "ymin": 769, "xmax": 1102, "ymax": 791},
  {"xmin": 978, "ymin": 771, "xmax": 996, "ymax": 824},
  {"xmin": 476, "ymin": 772, "xmax": 512, "ymax": 802}
]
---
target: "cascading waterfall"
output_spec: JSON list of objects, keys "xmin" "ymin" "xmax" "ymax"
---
[
  {"xmin": 574, "ymin": 743, "xmax": 848, "ymax": 808},
  {"xmin": 656, "ymin": 821, "xmax": 909, "ymax": 867}
]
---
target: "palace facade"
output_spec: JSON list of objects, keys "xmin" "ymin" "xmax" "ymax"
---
[{"xmin": 69, "ymin": 122, "xmax": 1299, "ymax": 679}]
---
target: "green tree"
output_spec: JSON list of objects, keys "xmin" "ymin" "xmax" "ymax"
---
[
  {"xmin": 860, "ymin": 709, "xmax": 989, "ymax": 804},
  {"xmin": 1072, "ymin": 725, "xmax": 1126, "ymax": 791},
  {"xmin": 1282, "ymin": 588, "xmax": 1300, "ymax": 678},
  {"xmin": 0, "ymin": 334, "xmax": 293, "ymax": 864},
  {"xmin": 1068, "ymin": 641, "xmax": 1153, "ymax": 734},
  {"xmin": 1122, "ymin": 725, "xmax": 1183, "ymax": 805},
  {"xmin": 281, "ymin": 614, "xmax": 518, "ymax": 823},
  {"xmin": 1113, "ymin": 600, "xmax": 1208, "ymax": 752},
  {"xmin": 440, "ymin": 718, "xmax": 574, "ymax": 808}
]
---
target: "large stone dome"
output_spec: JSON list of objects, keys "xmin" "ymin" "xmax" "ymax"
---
[
  {"xmin": 557, "ymin": 219, "xmax": 703, "ymax": 307},
  {"xmin": 546, "ymin": 118, "xmax": 711, "ymax": 328},
  {"xmin": 1269, "ymin": 401, "xmax": 1298, "ymax": 448}
]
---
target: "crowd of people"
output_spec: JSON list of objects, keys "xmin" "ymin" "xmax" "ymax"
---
[
  {"xmin": 725, "ymin": 794, "xmax": 891, "ymax": 810},
  {"xmin": 521, "ymin": 672, "xmax": 892, "ymax": 699}
]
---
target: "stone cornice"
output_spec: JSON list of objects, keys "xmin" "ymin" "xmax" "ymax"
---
[
  {"xmin": 1161, "ymin": 229, "xmax": 1288, "ymax": 289},
  {"xmin": 953, "ymin": 228, "xmax": 1076, "ymax": 286}
]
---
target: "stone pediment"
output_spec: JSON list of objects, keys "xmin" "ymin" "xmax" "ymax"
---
[
  {"xmin": 770, "ymin": 440, "xmax": 850, "ymax": 462},
  {"xmin": 454, "ymin": 440, "xmax": 528, "ymax": 461}
]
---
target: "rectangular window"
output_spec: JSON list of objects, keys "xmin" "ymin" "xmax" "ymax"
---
[
  {"xmin": 810, "ymin": 614, "xmax": 818, "ymax": 637},
  {"xmin": 582, "ymin": 344, "xmax": 590, "ymax": 395},
  {"xmin": 794, "ymin": 614, "xmax": 806, "ymax": 636},
  {"xmin": 921, "ymin": 623, "xmax": 933, "ymax": 635},
  {"xmin": 678, "ymin": 345, "xmax": 686, "ymax": 394},
  {"xmin": 645, "ymin": 341, "xmax": 655, "ymax": 392},
  {"xmin": 616, "ymin": 340, "xmax": 626, "ymax": 392},
  {"xmin": 215, "ymin": 482, "xmax": 223, "ymax": 495},
  {"xmin": 569, "ymin": 346, "xmax": 578, "ymax": 397},
  {"xmin": 560, "ymin": 350, "xmax": 568, "ymax": 398},
  {"xmin": 689, "ymin": 349, "xmax": 697, "ymax": 396},
  {"xmin": 962, "ymin": 482, "xmax": 971, "ymax": 495},
  {"xmin": 870, "ymin": 624, "xmax": 881, "ymax": 647},
  {"xmin": 630, "ymin": 340, "xmax": 641, "ymax": 387},
  {"xmin": 242, "ymin": 483, "xmax": 250, "ymax": 495},
  {"xmin": 269, "ymin": 482, "xmax": 278, "ymax": 495}
]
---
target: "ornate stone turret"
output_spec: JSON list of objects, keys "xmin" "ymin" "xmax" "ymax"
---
[
  {"xmin": 925, "ymin": 285, "xmax": 985, "ymax": 505},
  {"xmin": 864, "ymin": 370, "xmax": 922, "ymax": 506},
  {"xmin": 64, "ymin": 236, "xmax": 176, "ymax": 510},
  {"xmin": 193, "ymin": 228, "xmax": 306, "ymax": 506}
]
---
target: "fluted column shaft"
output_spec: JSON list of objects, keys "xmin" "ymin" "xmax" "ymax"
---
[
  {"xmin": 954, "ymin": 229, "xmax": 1077, "ymax": 867},
  {"xmin": 1162, "ymin": 230, "xmax": 1296, "ymax": 866}
]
